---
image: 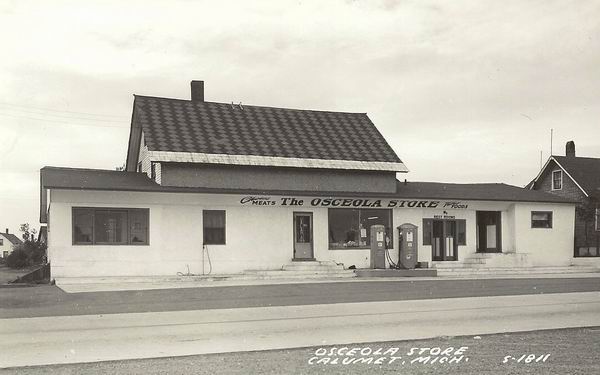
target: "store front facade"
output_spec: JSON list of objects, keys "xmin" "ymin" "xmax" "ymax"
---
[{"xmin": 45, "ymin": 187, "xmax": 576, "ymax": 278}]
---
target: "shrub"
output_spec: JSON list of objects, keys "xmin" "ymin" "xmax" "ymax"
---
[{"xmin": 6, "ymin": 249, "xmax": 29, "ymax": 268}]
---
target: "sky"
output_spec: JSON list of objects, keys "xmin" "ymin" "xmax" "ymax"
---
[{"xmin": 1, "ymin": 0, "xmax": 599, "ymax": 235}]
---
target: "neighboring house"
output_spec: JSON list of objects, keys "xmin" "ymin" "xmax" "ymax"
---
[
  {"xmin": 40, "ymin": 81, "xmax": 578, "ymax": 279},
  {"xmin": 0, "ymin": 229, "xmax": 23, "ymax": 258},
  {"xmin": 528, "ymin": 141, "xmax": 600, "ymax": 262}
]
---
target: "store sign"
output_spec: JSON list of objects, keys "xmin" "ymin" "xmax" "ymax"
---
[{"xmin": 239, "ymin": 196, "xmax": 469, "ymax": 209}]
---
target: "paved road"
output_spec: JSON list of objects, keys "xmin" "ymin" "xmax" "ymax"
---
[
  {"xmin": 1, "ymin": 277, "xmax": 600, "ymax": 318},
  {"xmin": 1, "ymin": 292, "xmax": 599, "ymax": 368}
]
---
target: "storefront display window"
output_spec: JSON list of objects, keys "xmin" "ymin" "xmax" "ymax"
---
[
  {"xmin": 328, "ymin": 208, "xmax": 392, "ymax": 249},
  {"xmin": 72, "ymin": 207, "xmax": 149, "ymax": 245}
]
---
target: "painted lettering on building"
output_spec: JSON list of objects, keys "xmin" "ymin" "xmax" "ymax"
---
[{"xmin": 240, "ymin": 196, "xmax": 469, "ymax": 209}]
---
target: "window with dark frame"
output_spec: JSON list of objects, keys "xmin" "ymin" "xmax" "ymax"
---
[
  {"xmin": 328, "ymin": 208, "xmax": 392, "ymax": 249},
  {"xmin": 552, "ymin": 170, "xmax": 562, "ymax": 190},
  {"xmin": 531, "ymin": 211, "xmax": 553, "ymax": 228},
  {"xmin": 72, "ymin": 207, "xmax": 149, "ymax": 245},
  {"xmin": 596, "ymin": 208, "xmax": 600, "ymax": 232},
  {"xmin": 0, "ymin": 238, "xmax": 3, "ymax": 246},
  {"xmin": 203, "ymin": 210, "xmax": 226, "ymax": 245}
]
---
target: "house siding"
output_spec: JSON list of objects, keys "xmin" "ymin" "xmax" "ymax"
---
[
  {"xmin": 532, "ymin": 159, "xmax": 600, "ymax": 256},
  {"xmin": 160, "ymin": 163, "xmax": 398, "ymax": 193}
]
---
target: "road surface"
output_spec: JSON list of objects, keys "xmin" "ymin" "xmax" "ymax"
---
[{"xmin": 1, "ymin": 291, "xmax": 599, "ymax": 368}]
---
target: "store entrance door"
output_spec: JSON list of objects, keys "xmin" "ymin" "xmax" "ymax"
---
[
  {"xmin": 476, "ymin": 211, "xmax": 502, "ymax": 253},
  {"xmin": 432, "ymin": 220, "xmax": 458, "ymax": 261},
  {"xmin": 293, "ymin": 212, "xmax": 314, "ymax": 260}
]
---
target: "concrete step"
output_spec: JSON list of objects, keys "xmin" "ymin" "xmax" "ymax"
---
[
  {"xmin": 247, "ymin": 272, "xmax": 356, "ymax": 280},
  {"xmin": 55, "ymin": 269, "xmax": 357, "ymax": 286},
  {"xmin": 247, "ymin": 269, "xmax": 353, "ymax": 276},
  {"xmin": 282, "ymin": 261, "xmax": 345, "ymax": 271},
  {"xmin": 436, "ymin": 266, "xmax": 599, "ymax": 277}
]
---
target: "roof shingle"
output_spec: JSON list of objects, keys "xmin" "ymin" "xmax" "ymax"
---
[
  {"xmin": 553, "ymin": 156, "xmax": 600, "ymax": 199},
  {"xmin": 133, "ymin": 96, "xmax": 403, "ymax": 164}
]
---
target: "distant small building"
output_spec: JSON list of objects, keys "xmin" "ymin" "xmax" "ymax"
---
[
  {"xmin": 0, "ymin": 229, "xmax": 23, "ymax": 258},
  {"xmin": 529, "ymin": 141, "xmax": 600, "ymax": 262}
]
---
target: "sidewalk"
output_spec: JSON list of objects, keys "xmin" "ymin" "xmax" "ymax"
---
[
  {"xmin": 2, "ymin": 292, "xmax": 599, "ymax": 368},
  {"xmin": 56, "ymin": 272, "xmax": 600, "ymax": 293}
]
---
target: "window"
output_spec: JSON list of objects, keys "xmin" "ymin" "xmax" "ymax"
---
[
  {"xmin": 531, "ymin": 211, "xmax": 553, "ymax": 228},
  {"xmin": 596, "ymin": 208, "xmax": 600, "ymax": 232},
  {"xmin": 203, "ymin": 210, "xmax": 226, "ymax": 245},
  {"xmin": 0, "ymin": 238, "xmax": 3, "ymax": 246},
  {"xmin": 552, "ymin": 170, "xmax": 562, "ymax": 190},
  {"xmin": 3, "ymin": 251, "xmax": 7, "ymax": 258},
  {"xmin": 423, "ymin": 219, "xmax": 467, "ymax": 246},
  {"xmin": 328, "ymin": 208, "xmax": 392, "ymax": 249},
  {"xmin": 72, "ymin": 208, "xmax": 149, "ymax": 245}
]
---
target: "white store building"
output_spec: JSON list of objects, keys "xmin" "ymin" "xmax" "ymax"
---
[{"xmin": 40, "ymin": 81, "xmax": 581, "ymax": 279}]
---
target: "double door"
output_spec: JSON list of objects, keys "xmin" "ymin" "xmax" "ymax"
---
[{"xmin": 432, "ymin": 220, "xmax": 457, "ymax": 261}]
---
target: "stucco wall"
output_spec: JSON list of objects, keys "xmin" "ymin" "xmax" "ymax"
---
[
  {"xmin": 513, "ymin": 203, "xmax": 575, "ymax": 266},
  {"xmin": 47, "ymin": 190, "xmax": 577, "ymax": 277},
  {"xmin": 160, "ymin": 163, "xmax": 397, "ymax": 193}
]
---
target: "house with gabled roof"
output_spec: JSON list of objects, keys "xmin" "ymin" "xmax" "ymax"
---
[
  {"xmin": 39, "ymin": 81, "xmax": 589, "ymax": 281},
  {"xmin": 528, "ymin": 141, "xmax": 600, "ymax": 262},
  {"xmin": 0, "ymin": 229, "xmax": 23, "ymax": 258}
]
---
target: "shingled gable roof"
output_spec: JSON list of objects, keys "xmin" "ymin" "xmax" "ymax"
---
[
  {"xmin": 0, "ymin": 232, "xmax": 23, "ymax": 246},
  {"xmin": 128, "ymin": 95, "xmax": 408, "ymax": 172},
  {"xmin": 530, "ymin": 155, "xmax": 600, "ymax": 199}
]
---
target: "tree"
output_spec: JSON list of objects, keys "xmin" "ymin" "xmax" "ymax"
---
[
  {"xmin": 6, "ymin": 223, "xmax": 47, "ymax": 268},
  {"xmin": 19, "ymin": 223, "xmax": 37, "ymax": 242}
]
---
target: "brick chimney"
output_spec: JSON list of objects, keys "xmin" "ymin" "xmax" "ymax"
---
[
  {"xmin": 191, "ymin": 80, "xmax": 204, "ymax": 102},
  {"xmin": 566, "ymin": 141, "xmax": 576, "ymax": 158},
  {"xmin": 5, "ymin": 228, "xmax": 7, "ymax": 234}
]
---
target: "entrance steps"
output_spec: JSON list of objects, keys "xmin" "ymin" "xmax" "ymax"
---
[
  {"xmin": 434, "ymin": 253, "xmax": 533, "ymax": 269},
  {"xmin": 244, "ymin": 261, "xmax": 356, "ymax": 280},
  {"xmin": 434, "ymin": 265, "xmax": 600, "ymax": 277},
  {"xmin": 432, "ymin": 253, "xmax": 600, "ymax": 277},
  {"xmin": 54, "ymin": 262, "xmax": 356, "ymax": 287}
]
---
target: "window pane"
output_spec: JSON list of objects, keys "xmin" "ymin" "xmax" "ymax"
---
[
  {"xmin": 532, "ymin": 211, "xmax": 552, "ymax": 228},
  {"xmin": 95, "ymin": 210, "xmax": 128, "ymax": 244},
  {"xmin": 73, "ymin": 208, "xmax": 94, "ymax": 244},
  {"xmin": 329, "ymin": 209, "xmax": 360, "ymax": 248},
  {"xmin": 360, "ymin": 209, "xmax": 392, "ymax": 248},
  {"xmin": 203, "ymin": 210, "xmax": 225, "ymax": 244},
  {"xmin": 295, "ymin": 215, "xmax": 311, "ymax": 243},
  {"xmin": 457, "ymin": 219, "xmax": 466, "ymax": 245},
  {"xmin": 423, "ymin": 219, "xmax": 432, "ymax": 245},
  {"xmin": 328, "ymin": 209, "xmax": 392, "ymax": 249},
  {"xmin": 129, "ymin": 209, "xmax": 148, "ymax": 244},
  {"xmin": 552, "ymin": 171, "xmax": 561, "ymax": 189}
]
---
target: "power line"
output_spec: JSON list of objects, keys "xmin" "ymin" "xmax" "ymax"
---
[
  {"xmin": 0, "ymin": 107, "xmax": 129, "ymax": 123},
  {"xmin": 0, "ymin": 101, "xmax": 127, "ymax": 119},
  {"xmin": 0, "ymin": 112, "xmax": 130, "ymax": 129}
]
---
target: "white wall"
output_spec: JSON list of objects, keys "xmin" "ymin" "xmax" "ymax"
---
[
  {"xmin": 513, "ymin": 203, "xmax": 575, "ymax": 266},
  {"xmin": 47, "ymin": 190, "xmax": 578, "ymax": 277},
  {"xmin": 0, "ymin": 237, "xmax": 14, "ymax": 257}
]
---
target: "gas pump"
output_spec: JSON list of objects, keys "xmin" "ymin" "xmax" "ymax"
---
[
  {"xmin": 397, "ymin": 223, "xmax": 418, "ymax": 269},
  {"xmin": 370, "ymin": 224, "xmax": 386, "ymax": 269}
]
